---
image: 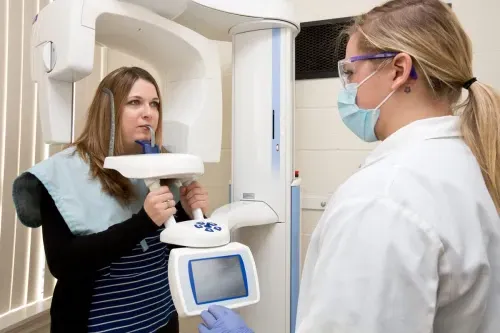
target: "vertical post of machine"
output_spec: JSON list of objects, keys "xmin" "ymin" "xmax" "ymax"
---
[{"xmin": 229, "ymin": 20, "xmax": 300, "ymax": 333}]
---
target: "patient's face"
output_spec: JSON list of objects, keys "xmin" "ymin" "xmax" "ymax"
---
[{"xmin": 120, "ymin": 79, "xmax": 160, "ymax": 153}]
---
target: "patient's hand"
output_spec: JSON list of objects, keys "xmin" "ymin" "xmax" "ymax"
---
[
  {"xmin": 180, "ymin": 181, "xmax": 209, "ymax": 219},
  {"xmin": 144, "ymin": 186, "xmax": 176, "ymax": 226}
]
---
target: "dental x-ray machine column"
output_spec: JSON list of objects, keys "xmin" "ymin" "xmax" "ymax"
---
[
  {"xmin": 217, "ymin": 10, "xmax": 301, "ymax": 333},
  {"xmin": 31, "ymin": 0, "xmax": 300, "ymax": 332}
]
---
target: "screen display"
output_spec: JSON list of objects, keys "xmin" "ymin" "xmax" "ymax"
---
[{"xmin": 189, "ymin": 255, "xmax": 248, "ymax": 304}]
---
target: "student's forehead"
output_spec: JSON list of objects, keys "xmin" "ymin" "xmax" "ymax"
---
[{"xmin": 345, "ymin": 32, "xmax": 361, "ymax": 59}]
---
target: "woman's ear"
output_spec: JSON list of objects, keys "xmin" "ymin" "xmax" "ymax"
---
[{"xmin": 391, "ymin": 53, "xmax": 413, "ymax": 91}]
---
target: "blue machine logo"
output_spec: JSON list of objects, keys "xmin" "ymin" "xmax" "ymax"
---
[{"xmin": 194, "ymin": 221, "xmax": 222, "ymax": 232}]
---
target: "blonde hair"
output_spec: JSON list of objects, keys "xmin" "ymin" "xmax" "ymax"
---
[
  {"xmin": 348, "ymin": 0, "xmax": 500, "ymax": 212},
  {"xmin": 71, "ymin": 66, "xmax": 165, "ymax": 204}
]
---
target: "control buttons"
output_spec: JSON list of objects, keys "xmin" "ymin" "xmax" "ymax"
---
[{"xmin": 194, "ymin": 221, "xmax": 222, "ymax": 232}]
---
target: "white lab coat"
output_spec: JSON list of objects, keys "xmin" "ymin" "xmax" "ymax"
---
[{"xmin": 295, "ymin": 116, "xmax": 500, "ymax": 333}]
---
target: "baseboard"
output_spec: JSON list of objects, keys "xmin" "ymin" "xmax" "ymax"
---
[
  {"xmin": 0, "ymin": 299, "xmax": 52, "ymax": 333},
  {"xmin": 0, "ymin": 311, "xmax": 50, "ymax": 333}
]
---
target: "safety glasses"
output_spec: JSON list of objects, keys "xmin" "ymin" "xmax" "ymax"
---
[{"xmin": 338, "ymin": 52, "xmax": 418, "ymax": 88}]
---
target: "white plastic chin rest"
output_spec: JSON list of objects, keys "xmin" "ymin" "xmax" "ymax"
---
[{"xmin": 103, "ymin": 153, "xmax": 204, "ymax": 180}]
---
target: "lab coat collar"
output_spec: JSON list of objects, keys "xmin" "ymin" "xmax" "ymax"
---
[{"xmin": 361, "ymin": 115, "xmax": 462, "ymax": 168}]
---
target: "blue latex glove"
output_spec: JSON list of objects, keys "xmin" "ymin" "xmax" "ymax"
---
[{"xmin": 198, "ymin": 305, "xmax": 253, "ymax": 333}]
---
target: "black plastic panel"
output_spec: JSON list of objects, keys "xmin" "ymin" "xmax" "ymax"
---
[{"xmin": 295, "ymin": 17, "xmax": 353, "ymax": 80}]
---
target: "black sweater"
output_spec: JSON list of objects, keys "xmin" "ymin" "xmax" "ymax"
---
[{"xmin": 38, "ymin": 179, "xmax": 191, "ymax": 333}]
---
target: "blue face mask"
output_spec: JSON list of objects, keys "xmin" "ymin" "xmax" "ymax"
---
[{"xmin": 337, "ymin": 71, "xmax": 395, "ymax": 142}]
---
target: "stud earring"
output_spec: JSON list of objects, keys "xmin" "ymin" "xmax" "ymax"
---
[{"xmin": 404, "ymin": 86, "xmax": 411, "ymax": 93}]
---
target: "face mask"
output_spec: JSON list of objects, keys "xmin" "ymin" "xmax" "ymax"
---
[{"xmin": 337, "ymin": 70, "xmax": 395, "ymax": 142}]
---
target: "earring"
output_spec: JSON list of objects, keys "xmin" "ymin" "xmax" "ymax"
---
[{"xmin": 404, "ymin": 86, "xmax": 411, "ymax": 93}]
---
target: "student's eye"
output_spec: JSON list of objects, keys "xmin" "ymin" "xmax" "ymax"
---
[{"xmin": 343, "ymin": 70, "xmax": 353, "ymax": 77}]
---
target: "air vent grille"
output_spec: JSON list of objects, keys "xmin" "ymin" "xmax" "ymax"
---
[{"xmin": 295, "ymin": 17, "xmax": 353, "ymax": 80}]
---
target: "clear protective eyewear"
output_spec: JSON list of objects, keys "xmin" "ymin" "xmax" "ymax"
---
[{"xmin": 337, "ymin": 52, "xmax": 418, "ymax": 88}]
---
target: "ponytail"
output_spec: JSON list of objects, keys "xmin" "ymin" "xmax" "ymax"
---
[{"xmin": 460, "ymin": 81, "xmax": 500, "ymax": 213}]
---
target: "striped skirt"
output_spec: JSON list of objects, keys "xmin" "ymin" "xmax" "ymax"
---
[{"xmin": 88, "ymin": 228, "xmax": 176, "ymax": 333}]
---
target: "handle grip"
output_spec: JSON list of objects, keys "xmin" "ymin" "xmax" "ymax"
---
[
  {"xmin": 165, "ymin": 215, "xmax": 176, "ymax": 229},
  {"xmin": 192, "ymin": 208, "xmax": 204, "ymax": 221},
  {"xmin": 148, "ymin": 180, "xmax": 161, "ymax": 191},
  {"xmin": 181, "ymin": 179, "xmax": 206, "ymax": 221}
]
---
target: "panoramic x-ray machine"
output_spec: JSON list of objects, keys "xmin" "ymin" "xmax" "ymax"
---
[{"xmin": 32, "ymin": 0, "xmax": 300, "ymax": 332}]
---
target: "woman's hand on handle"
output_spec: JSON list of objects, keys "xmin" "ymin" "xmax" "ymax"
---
[
  {"xmin": 144, "ymin": 185, "xmax": 177, "ymax": 227},
  {"xmin": 180, "ymin": 181, "xmax": 209, "ymax": 219}
]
